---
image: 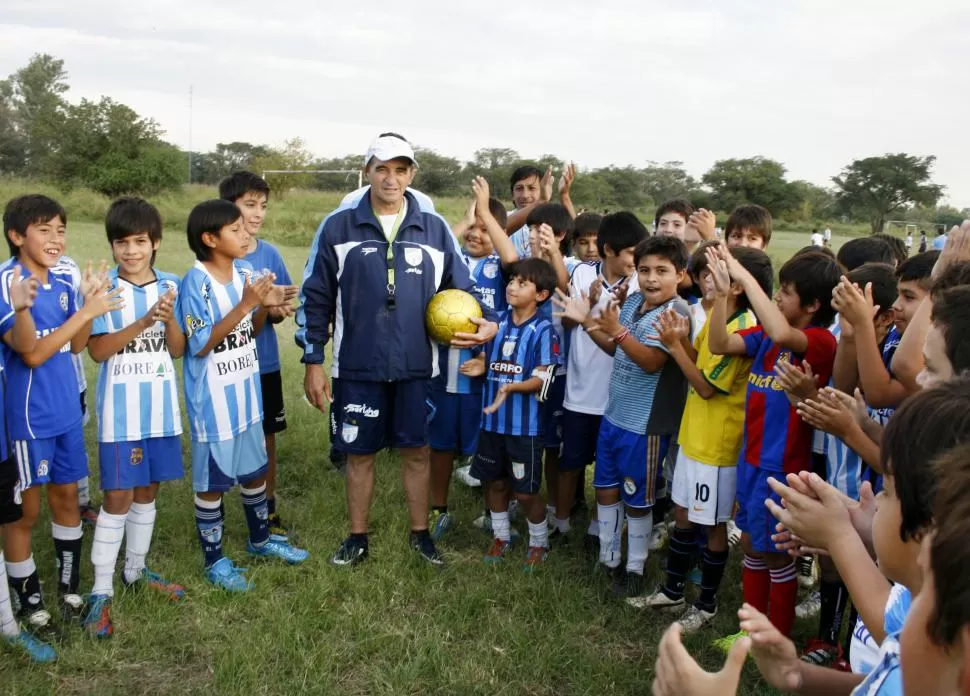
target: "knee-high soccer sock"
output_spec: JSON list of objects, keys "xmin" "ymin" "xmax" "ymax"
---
[
  {"xmin": 491, "ymin": 511, "xmax": 511, "ymax": 543},
  {"xmin": 123, "ymin": 501, "xmax": 156, "ymax": 584},
  {"xmin": 626, "ymin": 515, "xmax": 651, "ymax": 576},
  {"xmin": 0, "ymin": 553, "xmax": 20, "ymax": 637},
  {"xmin": 652, "ymin": 495, "xmax": 670, "ymax": 527},
  {"xmin": 241, "ymin": 485, "xmax": 270, "ymax": 547},
  {"xmin": 597, "ymin": 502, "xmax": 623, "ymax": 569},
  {"xmin": 5, "ymin": 556, "xmax": 43, "ymax": 615},
  {"xmin": 743, "ymin": 554, "xmax": 770, "ymax": 614},
  {"xmin": 527, "ymin": 520, "xmax": 548, "ymax": 549},
  {"xmin": 817, "ymin": 580, "xmax": 849, "ymax": 645},
  {"xmin": 769, "ymin": 562, "xmax": 798, "ymax": 637},
  {"xmin": 52, "ymin": 522, "xmax": 83, "ymax": 595},
  {"xmin": 696, "ymin": 548, "xmax": 730, "ymax": 612},
  {"xmin": 194, "ymin": 496, "xmax": 225, "ymax": 568},
  {"xmin": 77, "ymin": 476, "xmax": 91, "ymax": 507},
  {"xmin": 663, "ymin": 527, "xmax": 696, "ymax": 600},
  {"xmin": 90, "ymin": 509, "xmax": 126, "ymax": 597},
  {"xmin": 266, "ymin": 496, "xmax": 277, "ymax": 517}
]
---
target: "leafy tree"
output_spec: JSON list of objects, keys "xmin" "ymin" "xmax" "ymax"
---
[
  {"xmin": 0, "ymin": 53, "xmax": 70, "ymax": 175},
  {"xmin": 412, "ymin": 148, "xmax": 464, "ymax": 197},
  {"xmin": 641, "ymin": 161, "xmax": 698, "ymax": 206},
  {"xmin": 832, "ymin": 154, "xmax": 944, "ymax": 234},
  {"xmin": 251, "ymin": 138, "xmax": 316, "ymax": 194},
  {"xmin": 789, "ymin": 180, "xmax": 836, "ymax": 222},
  {"xmin": 0, "ymin": 80, "xmax": 26, "ymax": 173},
  {"xmin": 208, "ymin": 141, "xmax": 272, "ymax": 178},
  {"xmin": 702, "ymin": 157, "xmax": 803, "ymax": 217}
]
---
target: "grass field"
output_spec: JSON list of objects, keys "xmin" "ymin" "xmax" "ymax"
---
[{"xmin": 0, "ymin": 205, "xmax": 853, "ymax": 695}]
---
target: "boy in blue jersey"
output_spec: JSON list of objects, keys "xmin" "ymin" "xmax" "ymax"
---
[
  {"xmin": 219, "ymin": 172, "xmax": 299, "ymax": 540},
  {"xmin": 80, "ymin": 198, "xmax": 187, "ymax": 638},
  {"xmin": 466, "ymin": 258, "xmax": 559, "ymax": 569},
  {"xmin": 1, "ymin": 194, "xmax": 125, "ymax": 634},
  {"xmin": 178, "ymin": 199, "xmax": 308, "ymax": 592},
  {"xmin": 428, "ymin": 176, "xmax": 517, "ymax": 539},
  {"xmin": 555, "ymin": 235, "xmax": 691, "ymax": 595}
]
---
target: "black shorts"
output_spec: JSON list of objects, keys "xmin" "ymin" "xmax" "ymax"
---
[
  {"xmin": 471, "ymin": 430, "xmax": 543, "ymax": 495},
  {"xmin": 0, "ymin": 456, "xmax": 23, "ymax": 525},
  {"xmin": 260, "ymin": 371, "xmax": 287, "ymax": 435}
]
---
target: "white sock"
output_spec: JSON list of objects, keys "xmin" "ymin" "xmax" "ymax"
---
[
  {"xmin": 0, "ymin": 552, "xmax": 19, "ymax": 637},
  {"xmin": 587, "ymin": 519, "xmax": 599, "ymax": 536},
  {"xmin": 91, "ymin": 509, "xmax": 127, "ymax": 597},
  {"xmin": 77, "ymin": 476, "xmax": 90, "ymax": 507},
  {"xmin": 598, "ymin": 502, "xmax": 623, "ymax": 569},
  {"xmin": 528, "ymin": 520, "xmax": 549, "ymax": 549},
  {"xmin": 124, "ymin": 501, "xmax": 157, "ymax": 584},
  {"xmin": 553, "ymin": 517, "xmax": 571, "ymax": 534},
  {"xmin": 626, "ymin": 515, "xmax": 652, "ymax": 575},
  {"xmin": 491, "ymin": 511, "xmax": 511, "ymax": 542}
]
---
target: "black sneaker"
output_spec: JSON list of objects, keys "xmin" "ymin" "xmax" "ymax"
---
[
  {"xmin": 410, "ymin": 531, "xmax": 444, "ymax": 566},
  {"xmin": 548, "ymin": 528, "xmax": 569, "ymax": 545},
  {"xmin": 268, "ymin": 513, "xmax": 290, "ymax": 541},
  {"xmin": 330, "ymin": 535, "xmax": 369, "ymax": 567},
  {"xmin": 584, "ymin": 533, "xmax": 600, "ymax": 556},
  {"xmin": 59, "ymin": 593, "xmax": 86, "ymax": 624}
]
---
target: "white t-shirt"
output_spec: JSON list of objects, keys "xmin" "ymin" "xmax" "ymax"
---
[
  {"xmin": 824, "ymin": 227, "xmax": 832, "ymax": 241},
  {"xmin": 905, "ymin": 235, "xmax": 913, "ymax": 249},
  {"xmin": 811, "ymin": 232, "xmax": 824, "ymax": 247},
  {"xmin": 563, "ymin": 262, "xmax": 635, "ymax": 415},
  {"xmin": 378, "ymin": 200, "xmax": 407, "ymax": 241}
]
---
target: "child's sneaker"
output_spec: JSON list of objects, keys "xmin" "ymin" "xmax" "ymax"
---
[
  {"xmin": 797, "ymin": 556, "xmax": 816, "ymax": 589},
  {"xmin": 247, "ymin": 538, "xmax": 309, "ymax": 565},
  {"xmin": 267, "ymin": 513, "xmax": 290, "ymax": 541},
  {"xmin": 523, "ymin": 546, "xmax": 548, "ymax": 572},
  {"xmin": 59, "ymin": 593, "xmax": 86, "ymax": 624},
  {"xmin": 410, "ymin": 532, "xmax": 445, "ymax": 566},
  {"xmin": 82, "ymin": 594, "xmax": 113, "ymax": 639},
  {"xmin": 800, "ymin": 639, "xmax": 842, "ymax": 667},
  {"xmin": 330, "ymin": 536, "xmax": 369, "ymax": 567},
  {"xmin": 454, "ymin": 465, "xmax": 481, "ymax": 487},
  {"xmin": 679, "ymin": 604, "xmax": 717, "ymax": 634},
  {"xmin": 795, "ymin": 591, "xmax": 822, "ymax": 619},
  {"xmin": 429, "ymin": 510, "xmax": 453, "ymax": 541},
  {"xmin": 626, "ymin": 589, "xmax": 685, "ymax": 611},
  {"xmin": 205, "ymin": 558, "xmax": 253, "ymax": 592},
  {"xmin": 4, "ymin": 630, "xmax": 57, "ymax": 663},
  {"xmin": 483, "ymin": 538, "xmax": 514, "ymax": 564},
  {"xmin": 122, "ymin": 568, "xmax": 186, "ymax": 602}
]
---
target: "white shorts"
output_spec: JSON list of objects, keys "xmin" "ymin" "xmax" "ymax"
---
[{"xmin": 671, "ymin": 450, "xmax": 737, "ymax": 526}]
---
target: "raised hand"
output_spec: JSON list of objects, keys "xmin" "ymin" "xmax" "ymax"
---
[
  {"xmin": 587, "ymin": 276, "xmax": 604, "ymax": 308},
  {"xmin": 687, "ymin": 209, "xmax": 716, "ymax": 241},
  {"xmin": 462, "ymin": 197, "xmax": 477, "ymax": 227},
  {"xmin": 597, "ymin": 299, "xmax": 622, "ymax": 337},
  {"xmin": 540, "ymin": 167, "xmax": 554, "ymax": 202},
  {"xmin": 84, "ymin": 278, "xmax": 126, "ymax": 318},
  {"xmin": 656, "ymin": 308, "xmax": 689, "ymax": 349},
  {"xmin": 535, "ymin": 223, "xmax": 560, "ymax": 259},
  {"xmin": 552, "ymin": 287, "xmax": 592, "ymax": 326},
  {"xmin": 610, "ymin": 277, "xmax": 631, "ymax": 308},
  {"xmin": 7, "ymin": 265, "xmax": 40, "ymax": 312},
  {"xmin": 796, "ymin": 386, "xmax": 859, "ymax": 438},
  {"xmin": 652, "ymin": 622, "xmax": 750, "ymax": 696},
  {"xmin": 932, "ymin": 220, "xmax": 970, "ymax": 280},
  {"xmin": 764, "ymin": 472, "xmax": 854, "ymax": 552},
  {"xmin": 471, "ymin": 176, "xmax": 490, "ymax": 215},
  {"xmin": 704, "ymin": 244, "xmax": 732, "ymax": 296},
  {"xmin": 558, "ymin": 162, "xmax": 576, "ymax": 197},
  {"xmin": 147, "ymin": 289, "xmax": 177, "ymax": 326},
  {"xmin": 832, "ymin": 278, "xmax": 878, "ymax": 328},
  {"xmin": 773, "ymin": 359, "xmax": 818, "ymax": 403},
  {"xmin": 242, "ymin": 273, "xmax": 276, "ymax": 311}
]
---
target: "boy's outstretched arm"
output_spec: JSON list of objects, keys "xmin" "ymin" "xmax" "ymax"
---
[
  {"xmin": 558, "ymin": 163, "xmax": 577, "ymax": 220},
  {"xmin": 704, "ymin": 247, "xmax": 747, "ymax": 355},
  {"xmin": 472, "ymin": 177, "xmax": 518, "ymax": 267}
]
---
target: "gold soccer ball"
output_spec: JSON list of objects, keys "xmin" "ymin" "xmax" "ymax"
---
[{"xmin": 425, "ymin": 289, "xmax": 482, "ymax": 344}]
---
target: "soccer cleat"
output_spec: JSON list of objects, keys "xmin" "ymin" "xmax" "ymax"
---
[
  {"xmin": 726, "ymin": 520, "xmax": 742, "ymax": 547},
  {"xmin": 330, "ymin": 536, "xmax": 369, "ymax": 567},
  {"xmin": 523, "ymin": 546, "xmax": 548, "ymax": 572},
  {"xmin": 626, "ymin": 589, "xmax": 686, "ymax": 611},
  {"xmin": 429, "ymin": 510, "xmax": 453, "ymax": 541},
  {"xmin": 4, "ymin": 630, "xmax": 57, "ymax": 663},
  {"xmin": 454, "ymin": 464, "xmax": 481, "ymax": 488},
  {"xmin": 122, "ymin": 568, "xmax": 186, "ymax": 602},
  {"xmin": 679, "ymin": 605, "xmax": 717, "ymax": 634},
  {"xmin": 483, "ymin": 538, "xmax": 514, "ymax": 564},
  {"xmin": 59, "ymin": 593, "xmax": 86, "ymax": 624},
  {"xmin": 267, "ymin": 513, "xmax": 290, "ymax": 541},
  {"xmin": 797, "ymin": 556, "xmax": 817, "ymax": 589},
  {"xmin": 800, "ymin": 639, "xmax": 842, "ymax": 667},
  {"xmin": 648, "ymin": 522, "xmax": 669, "ymax": 551},
  {"xmin": 410, "ymin": 532, "xmax": 445, "ymax": 566},
  {"xmin": 82, "ymin": 594, "xmax": 113, "ymax": 639},
  {"xmin": 247, "ymin": 538, "xmax": 309, "ymax": 565},
  {"xmin": 795, "ymin": 591, "xmax": 822, "ymax": 619},
  {"xmin": 205, "ymin": 558, "xmax": 253, "ymax": 592},
  {"xmin": 79, "ymin": 503, "xmax": 99, "ymax": 528}
]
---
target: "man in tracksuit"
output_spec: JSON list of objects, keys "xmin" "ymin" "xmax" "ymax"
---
[{"xmin": 298, "ymin": 134, "xmax": 498, "ymax": 567}]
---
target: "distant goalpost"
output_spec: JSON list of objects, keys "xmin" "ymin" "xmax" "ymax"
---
[
  {"xmin": 886, "ymin": 220, "xmax": 948, "ymax": 236},
  {"xmin": 261, "ymin": 169, "xmax": 363, "ymax": 191}
]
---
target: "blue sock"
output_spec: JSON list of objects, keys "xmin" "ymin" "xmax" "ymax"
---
[
  {"xmin": 267, "ymin": 496, "xmax": 277, "ymax": 516},
  {"xmin": 195, "ymin": 496, "xmax": 224, "ymax": 568},
  {"xmin": 241, "ymin": 485, "xmax": 270, "ymax": 547}
]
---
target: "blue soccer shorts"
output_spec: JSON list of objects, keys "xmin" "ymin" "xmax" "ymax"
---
[
  {"xmin": 734, "ymin": 460, "xmax": 785, "ymax": 554},
  {"xmin": 471, "ymin": 430, "xmax": 543, "ymax": 495},
  {"xmin": 331, "ymin": 378, "xmax": 429, "ymax": 455},
  {"xmin": 540, "ymin": 376, "xmax": 566, "ymax": 451},
  {"xmin": 12, "ymin": 425, "xmax": 88, "ymax": 494},
  {"xmin": 427, "ymin": 384, "xmax": 482, "ymax": 457},
  {"xmin": 99, "ymin": 436, "xmax": 184, "ymax": 491},
  {"xmin": 192, "ymin": 427, "xmax": 268, "ymax": 493},
  {"xmin": 593, "ymin": 418, "xmax": 670, "ymax": 509},
  {"xmin": 560, "ymin": 409, "xmax": 602, "ymax": 471}
]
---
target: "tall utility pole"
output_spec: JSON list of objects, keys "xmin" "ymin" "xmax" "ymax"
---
[{"xmin": 187, "ymin": 85, "xmax": 194, "ymax": 184}]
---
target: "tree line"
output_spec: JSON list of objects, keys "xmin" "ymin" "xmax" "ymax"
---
[{"xmin": 1, "ymin": 54, "xmax": 964, "ymax": 234}]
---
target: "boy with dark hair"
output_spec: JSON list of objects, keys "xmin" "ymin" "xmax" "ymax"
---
[
  {"xmin": 705, "ymin": 247, "xmax": 840, "ymax": 638},
  {"xmin": 920, "ymin": 286, "xmax": 970, "ymax": 388},
  {"xmin": 836, "ymin": 237, "xmax": 896, "ymax": 273},
  {"xmin": 634, "ymin": 247, "xmax": 773, "ymax": 632},
  {"xmin": 556, "ymin": 236, "xmax": 691, "ymax": 595},
  {"xmin": 81, "ymin": 197, "xmax": 186, "ymax": 638},
  {"xmin": 724, "ymin": 204, "xmax": 771, "ymax": 250},
  {"xmin": 655, "ymin": 199, "xmax": 696, "ymax": 241},
  {"xmin": 570, "ymin": 212, "xmax": 603, "ymax": 263},
  {"xmin": 219, "ymin": 171, "xmax": 298, "ymax": 539},
  {"xmin": 428, "ymin": 177, "xmax": 517, "ymax": 538},
  {"xmin": 465, "ymin": 257, "xmax": 559, "ymax": 569},
  {"xmin": 554, "ymin": 211, "xmax": 647, "ymax": 542},
  {"xmin": 1, "ymin": 194, "xmax": 124, "ymax": 634},
  {"xmin": 508, "ymin": 164, "xmax": 577, "ymax": 258},
  {"xmin": 179, "ymin": 199, "xmax": 307, "ymax": 592},
  {"xmin": 871, "ymin": 233, "xmax": 908, "ymax": 268}
]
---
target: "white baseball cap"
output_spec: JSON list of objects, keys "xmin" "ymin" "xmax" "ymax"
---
[{"xmin": 364, "ymin": 134, "xmax": 417, "ymax": 168}]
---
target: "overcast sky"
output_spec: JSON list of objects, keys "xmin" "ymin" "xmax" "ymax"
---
[{"xmin": 3, "ymin": 1, "xmax": 969, "ymax": 206}]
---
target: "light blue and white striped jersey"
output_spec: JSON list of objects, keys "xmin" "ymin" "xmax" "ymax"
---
[
  {"xmin": 850, "ymin": 584, "xmax": 909, "ymax": 695},
  {"xmin": 178, "ymin": 260, "xmax": 262, "ymax": 443},
  {"xmin": 90, "ymin": 267, "xmax": 182, "ymax": 442},
  {"xmin": 604, "ymin": 295, "xmax": 675, "ymax": 434}
]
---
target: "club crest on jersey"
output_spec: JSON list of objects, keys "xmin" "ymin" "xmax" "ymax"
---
[
  {"xmin": 483, "ymin": 262, "xmax": 498, "ymax": 279},
  {"xmin": 341, "ymin": 421, "xmax": 359, "ymax": 443},
  {"xmin": 512, "ymin": 462, "xmax": 526, "ymax": 480},
  {"xmin": 404, "ymin": 248, "xmax": 423, "ymax": 267},
  {"xmin": 130, "ymin": 448, "xmax": 144, "ymax": 466},
  {"xmin": 59, "ymin": 292, "xmax": 68, "ymax": 312},
  {"xmin": 37, "ymin": 460, "xmax": 49, "ymax": 478},
  {"xmin": 501, "ymin": 340, "xmax": 516, "ymax": 358},
  {"xmin": 623, "ymin": 477, "xmax": 637, "ymax": 496}
]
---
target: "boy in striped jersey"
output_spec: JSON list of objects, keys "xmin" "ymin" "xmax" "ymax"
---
[
  {"xmin": 81, "ymin": 198, "xmax": 187, "ymax": 637},
  {"xmin": 466, "ymin": 258, "xmax": 560, "ymax": 569},
  {"xmin": 178, "ymin": 200, "xmax": 308, "ymax": 592}
]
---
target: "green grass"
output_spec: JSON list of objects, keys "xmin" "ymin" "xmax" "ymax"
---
[{"xmin": 0, "ymin": 213, "xmax": 843, "ymax": 695}]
